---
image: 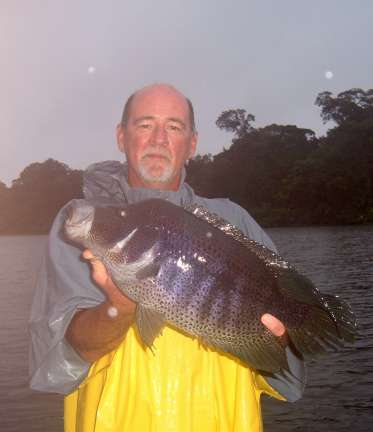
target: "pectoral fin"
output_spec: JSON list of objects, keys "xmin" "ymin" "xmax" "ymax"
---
[
  {"xmin": 136, "ymin": 263, "xmax": 160, "ymax": 280},
  {"xmin": 135, "ymin": 305, "xmax": 165, "ymax": 350},
  {"xmin": 109, "ymin": 228, "xmax": 138, "ymax": 253}
]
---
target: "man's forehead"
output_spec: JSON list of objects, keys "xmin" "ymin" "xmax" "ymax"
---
[{"xmin": 121, "ymin": 83, "xmax": 195, "ymax": 131}]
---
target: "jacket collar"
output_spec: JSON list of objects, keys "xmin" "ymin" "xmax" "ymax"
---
[{"xmin": 83, "ymin": 160, "xmax": 196, "ymax": 206}]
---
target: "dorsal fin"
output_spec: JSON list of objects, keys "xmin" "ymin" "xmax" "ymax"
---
[{"xmin": 183, "ymin": 203, "xmax": 289, "ymax": 268}]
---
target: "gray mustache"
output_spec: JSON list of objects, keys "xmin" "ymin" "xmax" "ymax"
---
[{"xmin": 141, "ymin": 150, "xmax": 172, "ymax": 161}]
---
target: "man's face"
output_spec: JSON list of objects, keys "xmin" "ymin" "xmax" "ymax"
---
[{"xmin": 117, "ymin": 85, "xmax": 197, "ymax": 190}]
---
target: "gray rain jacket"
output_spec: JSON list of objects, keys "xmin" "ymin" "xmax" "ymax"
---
[{"xmin": 29, "ymin": 160, "xmax": 306, "ymax": 400}]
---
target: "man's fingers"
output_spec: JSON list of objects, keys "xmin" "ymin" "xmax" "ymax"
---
[
  {"xmin": 82, "ymin": 249, "xmax": 94, "ymax": 260},
  {"xmin": 261, "ymin": 313, "xmax": 286, "ymax": 337},
  {"xmin": 81, "ymin": 250, "xmax": 135, "ymax": 311},
  {"xmin": 82, "ymin": 249, "xmax": 100, "ymax": 263},
  {"xmin": 82, "ymin": 249, "xmax": 109, "ymax": 286},
  {"xmin": 82, "ymin": 250, "xmax": 102, "ymax": 270}
]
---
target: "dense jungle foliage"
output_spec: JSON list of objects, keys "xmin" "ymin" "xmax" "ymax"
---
[{"xmin": 1, "ymin": 88, "xmax": 372, "ymax": 234}]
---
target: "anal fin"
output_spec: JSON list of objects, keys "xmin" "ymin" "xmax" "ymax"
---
[{"xmin": 135, "ymin": 305, "xmax": 165, "ymax": 350}]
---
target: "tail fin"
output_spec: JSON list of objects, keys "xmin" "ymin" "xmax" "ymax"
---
[{"xmin": 287, "ymin": 294, "xmax": 357, "ymax": 359}]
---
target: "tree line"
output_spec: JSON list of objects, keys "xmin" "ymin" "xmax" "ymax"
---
[{"xmin": 1, "ymin": 87, "xmax": 372, "ymax": 234}]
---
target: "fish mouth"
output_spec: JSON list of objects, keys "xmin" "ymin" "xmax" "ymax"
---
[{"xmin": 64, "ymin": 202, "xmax": 95, "ymax": 240}]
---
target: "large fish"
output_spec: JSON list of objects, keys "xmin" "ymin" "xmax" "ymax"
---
[{"xmin": 64, "ymin": 198, "xmax": 357, "ymax": 372}]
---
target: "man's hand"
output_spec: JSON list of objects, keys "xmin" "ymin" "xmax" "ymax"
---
[
  {"xmin": 82, "ymin": 250, "xmax": 136, "ymax": 314},
  {"xmin": 65, "ymin": 250, "xmax": 136, "ymax": 363},
  {"xmin": 261, "ymin": 313, "xmax": 289, "ymax": 347}
]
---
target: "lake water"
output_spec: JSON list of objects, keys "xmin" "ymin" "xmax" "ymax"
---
[{"xmin": 0, "ymin": 226, "xmax": 372, "ymax": 431}]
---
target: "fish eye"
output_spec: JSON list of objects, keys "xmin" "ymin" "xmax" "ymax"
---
[{"xmin": 119, "ymin": 210, "xmax": 126, "ymax": 217}]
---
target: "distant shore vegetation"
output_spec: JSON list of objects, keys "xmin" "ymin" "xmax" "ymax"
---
[{"xmin": 1, "ymin": 88, "xmax": 373, "ymax": 234}]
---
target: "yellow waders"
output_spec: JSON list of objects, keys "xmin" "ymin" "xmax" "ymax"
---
[{"xmin": 65, "ymin": 326, "xmax": 284, "ymax": 432}]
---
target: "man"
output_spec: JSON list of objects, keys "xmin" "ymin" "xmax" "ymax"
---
[{"xmin": 30, "ymin": 84, "xmax": 306, "ymax": 431}]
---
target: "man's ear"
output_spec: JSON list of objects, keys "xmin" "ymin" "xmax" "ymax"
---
[
  {"xmin": 188, "ymin": 132, "xmax": 198, "ymax": 159},
  {"xmin": 116, "ymin": 124, "xmax": 126, "ymax": 154}
]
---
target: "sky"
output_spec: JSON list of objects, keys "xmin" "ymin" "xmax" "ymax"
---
[{"xmin": 1, "ymin": 0, "xmax": 373, "ymax": 185}]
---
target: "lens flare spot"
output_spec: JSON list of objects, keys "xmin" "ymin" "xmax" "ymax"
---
[{"xmin": 107, "ymin": 306, "xmax": 118, "ymax": 318}]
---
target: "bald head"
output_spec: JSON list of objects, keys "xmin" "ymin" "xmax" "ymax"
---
[{"xmin": 121, "ymin": 84, "xmax": 196, "ymax": 133}]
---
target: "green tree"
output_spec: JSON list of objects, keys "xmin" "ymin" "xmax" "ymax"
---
[
  {"xmin": 315, "ymin": 88, "xmax": 373, "ymax": 126},
  {"xmin": 186, "ymin": 154, "xmax": 215, "ymax": 196},
  {"xmin": 278, "ymin": 88, "xmax": 373, "ymax": 224},
  {"xmin": 0, "ymin": 181, "xmax": 10, "ymax": 232},
  {"xmin": 6, "ymin": 159, "xmax": 83, "ymax": 233},
  {"xmin": 216, "ymin": 109, "xmax": 256, "ymax": 138},
  {"xmin": 314, "ymin": 88, "xmax": 373, "ymax": 222},
  {"xmin": 209, "ymin": 123, "xmax": 318, "ymax": 224}
]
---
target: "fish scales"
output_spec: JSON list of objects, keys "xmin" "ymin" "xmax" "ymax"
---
[
  {"xmin": 64, "ymin": 198, "xmax": 357, "ymax": 372},
  {"xmin": 154, "ymin": 208, "xmax": 268, "ymax": 338}
]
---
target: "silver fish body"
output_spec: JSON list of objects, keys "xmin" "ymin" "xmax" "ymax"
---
[{"xmin": 64, "ymin": 198, "xmax": 357, "ymax": 372}]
